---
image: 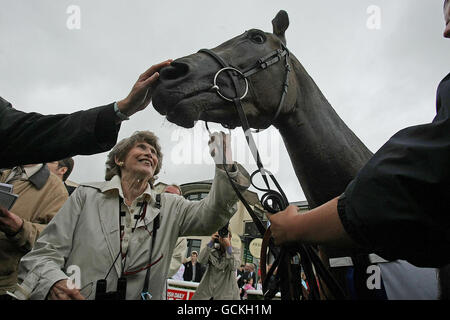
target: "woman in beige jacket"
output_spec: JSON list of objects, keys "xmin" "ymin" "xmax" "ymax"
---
[{"xmin": 15, "ymin": 130, "xmax": 249, "ymax": 300}]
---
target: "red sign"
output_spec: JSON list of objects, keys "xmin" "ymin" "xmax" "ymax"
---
[{"xmin": 167, "ymin": 288, "xmax": 195, "ymax": 300}]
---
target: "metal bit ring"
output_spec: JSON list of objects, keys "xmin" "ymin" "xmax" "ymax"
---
[{"xmin": 212, "ymin": 67, "xmax": 249, "ymax": 102}]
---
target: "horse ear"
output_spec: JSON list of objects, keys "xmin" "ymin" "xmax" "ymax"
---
[{"xmin": 272, "ymin": 10, "xmax": 289, "ymax": 44}]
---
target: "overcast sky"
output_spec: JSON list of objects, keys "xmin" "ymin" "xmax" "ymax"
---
[{"xmin": 1, "ymin": 0, "xmax": 449, "ymax": 202}]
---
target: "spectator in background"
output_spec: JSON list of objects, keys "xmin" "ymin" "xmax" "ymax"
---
[
  {"xmin": 47, "ymin": 158, "xmax": 77, "ymax": 195},
  {"xmin": 192, "ymin": 230, "xmax": 241, "ymax": 300},
  {"xmin": 183, "ymin": 251, "xmax": 203, "ymax": 282},
  {"xmin": 240, "ymin": 264, "xmax": 257, "ymax": 299},
  {"xmin": 243, "ymin": 263, "xmax": 257, "ymax": 287},
  {"xmin": 0, "ymin": 163, "xmax": 68, "ymax": 299},
  {"xmin": 240, "ymin": 277, "xmax": 255, "ymax": 300},
  {"xmin": 237, "ymin": 264, "xmax": 245, "ymax": 289},
  {"xmin": 164, "ymin": 184, "xmax": 182, "ymax": 196},
  {"xmin": 163, "ymin": 184, "xmax": 189, "ymax": 280}
]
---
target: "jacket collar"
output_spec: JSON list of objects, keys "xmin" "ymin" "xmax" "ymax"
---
[
  {"xmin": 84, "ymin": 175, "xmax": 154, "ymax": 203},
  {"xmin": 27, "ymin": 164, "xmax": 49, "ymax": 190},
  {"xmin": 81, "ymin": 175, "xmax": 160, "ymax": 223},
  {"xmin": 85, "ymin": 176, "xmax": 160, "ymax": 277}
]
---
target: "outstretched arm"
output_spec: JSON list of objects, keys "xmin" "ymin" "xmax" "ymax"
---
[
  {"xmin": 268, "ymin": 198, "xmax": 359, "ymax": 249},
  {"xmin": 0, "ymin": 59, "xmax": 172, "ymax": 168}
]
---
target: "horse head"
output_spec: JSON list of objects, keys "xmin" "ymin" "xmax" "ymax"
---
[
  {"xmin": 152, "ymin": 10, "xmax": 297, "ymax": 130},
  {"xmin": 153, "ymin": 9, "xmax": 372, "ymax": 209},
  {"xmin": 152, "ymin": 10, "xmax": 375, "ymax": 300}
]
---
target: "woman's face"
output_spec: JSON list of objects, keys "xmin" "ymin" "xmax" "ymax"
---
[
  {"xmin": 445, "ymin": 0, "xmax": 450, "ymax": 38},
  {"xmin": 120, "ymin": 141, "xmax": 159, "ymax": 179}
]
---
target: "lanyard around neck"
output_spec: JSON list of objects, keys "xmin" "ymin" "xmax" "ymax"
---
[{"xmin": 119, "ymin": 198, "xmax": 147, "ymax": 269}]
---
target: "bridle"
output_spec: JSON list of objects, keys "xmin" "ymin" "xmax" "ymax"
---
[
  {"xmin": 198, "ymin": 43, "xmax": 290, "ymax": 234},
  {"xmin": 198, "ymin": 40, "xmax": 347, "ymax": 300},
  {"xmin": 198, "ymin": 41, "xmax": 292, "ymax": 213},
  {"xmin": 199, "ymin": 42, "xmax": 290, "ymax": 132}
]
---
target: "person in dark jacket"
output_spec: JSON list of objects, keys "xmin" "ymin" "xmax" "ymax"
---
[
  {"xmin": 236, "ymin": 264, "xmax": 245, "ymax": 288},
  {"xmin": 242, "ymin": 263, "xmax": 257, "ymax": 287},
  {"xmin": 183, "ymin": 251, "xmax": 204, "ymax": 282},
  {"xmin": 268, "ymin": 0, "xmax": 450, "ymax": 269},
  {"xmin": 0, "ymin": 60, "xmax": 171, "ymax": 169}
]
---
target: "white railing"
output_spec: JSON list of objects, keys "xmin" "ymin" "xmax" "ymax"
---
[{"xmin": 167, "ymin": 278, "xmax": 199, "ymax": 289}]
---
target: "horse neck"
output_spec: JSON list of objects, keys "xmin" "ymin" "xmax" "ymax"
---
[{"xmin": 274, "ymin": 57, "xmax": 373, "ymax": 208}]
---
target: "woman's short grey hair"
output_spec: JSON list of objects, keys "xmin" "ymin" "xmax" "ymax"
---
[{"xmin": 105, "ymin": 131, "xmax": 163, "ymax": 183}]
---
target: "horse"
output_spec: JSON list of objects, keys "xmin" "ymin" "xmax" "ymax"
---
[{"xmin": 152, "ymin": 10, "xmax": 441, "ymax": 299}]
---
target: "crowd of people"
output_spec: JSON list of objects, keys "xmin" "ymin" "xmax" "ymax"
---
[{"xmin": 0, "ymin": 0, "xmax": 448, "ymax": 301}]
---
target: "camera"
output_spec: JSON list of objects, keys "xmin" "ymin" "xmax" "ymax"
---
[
  {"xmin": 218, "ymin": 225, "xmax": 229, "ymax": 238},
  {"xmin": 213, "ymin": 224, "xmax": 229, "ymax": 249},
  {"xmin": 95, "ymin": 277, "xmax": 127, "ymax": 300}
]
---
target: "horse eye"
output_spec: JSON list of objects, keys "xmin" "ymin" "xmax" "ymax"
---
[{"xmin": 250, "ymin": 33, "xmax": 266, "ymax": 44}]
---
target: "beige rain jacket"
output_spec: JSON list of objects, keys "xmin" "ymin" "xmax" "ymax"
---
[{"xmin": 16, "ymin": 164, "xmax": 249, "ymax": 300}]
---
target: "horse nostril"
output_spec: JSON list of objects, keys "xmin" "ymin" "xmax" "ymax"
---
[{"xmin": 159, "ymin": 61, "xmax": 189, "ymax": 81}]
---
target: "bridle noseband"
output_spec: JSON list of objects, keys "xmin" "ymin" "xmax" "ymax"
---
[{"xmin": 199, "ymin": 42, "xmax": 290, "ymax": 129}]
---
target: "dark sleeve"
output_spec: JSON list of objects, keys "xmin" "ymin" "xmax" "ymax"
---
[
  {"xmin": 0, "ymin": 97, "xmax": 121, "ymax": 168},
  {"xmin": 182, "ymin": 262, "xmax": 189, "ymax": 280},
  {"xmin": 337, "ymin": 77, "xmax": 450, "ymax": 268},
  {"xmin": 198, "ymin": 263, "xmax": 204, "ymax": 279}
]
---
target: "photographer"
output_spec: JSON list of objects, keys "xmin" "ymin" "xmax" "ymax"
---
[{"xmin": 192, "ymin": 227, "xmax": 241, "ymax": 300}]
